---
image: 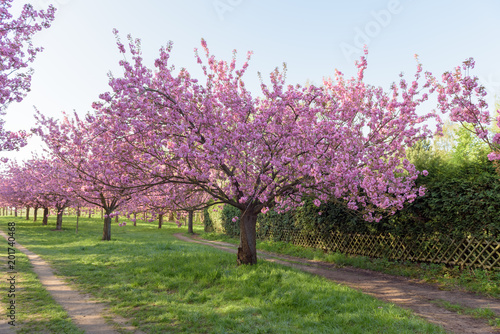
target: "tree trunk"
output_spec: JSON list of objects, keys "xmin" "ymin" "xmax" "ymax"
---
[
  {"xmin": 33, "ymin": 207, "xmax": 38, "ymax": 221},
  {"xmin": 76, "ymin": 206, "xmax": 80, "ymax": 233},
  {"xmin": 42, "ymin": 207, "xmax": 48, "ymax": 225},
  {"xmin": 188, "ymin": 210, "xmax": 194, "ymax": 234},
  {"xmin": 14, "ymin": 207, "xmax": 17, "ymax": 217},
  {"xmin": 158, "ymin": 214, "xmax": 163, "ymax": 228},
  {"xmin": 101, "ymin": 208, "xmax": 103, "ymax": 219},
  {"xmin": 88, "ymin": 209, "xmax": 91, "ymax": 218},
  {"xmin": 102, "ymin": 215, "xmax": 111, "ymax": 241},
  {"xmin": 55, "ymin": 210, "xmax": 63, "ymax": 230},
  {"xmin": 237, "ymin": 208, "xmax": 258, "ymax": 265},
  {"xmin": 115, "ymin": 215, "xmax": 119, "ymax": 223},
  {"xmin": 168, "ymin": 211, "xmax": 174, "ymax": 221},
  {"xmin": 133, "ymin": 213, "xmax": 137, "ymax": 226},
  {"xmin": 25, "ymin": 206, "xmax": 30, "ymax": 220}
]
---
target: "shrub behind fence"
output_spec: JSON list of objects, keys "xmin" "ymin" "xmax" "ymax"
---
[{"xmin": 263, "ymin": 229, "xmax": 500, "ymax": 271}]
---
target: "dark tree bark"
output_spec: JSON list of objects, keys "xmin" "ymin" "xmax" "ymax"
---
[
  {"xmin": 115, "ymin": 215, "xmax": 119, "ymax": 223},
  {"xmin": 33, "ymin": 207, "xmax": 38, "ymax": 221},
  {"xmin": 25, "ymin": 206, "xmax": 30, "ymax": 220},
  {"xmin": 237, "ymin": 208, "xmax": 258, "ymax": 265},
  {"xmin": 76, "ymin": 206, "xmax": 80, "ymax": 233},
  {"xmin": 133, "ymin": 213, "xmax": 137, "ymax": 226},
  {"xmin": 42, "ymin": 207, "xmax": 48, "ymax": 225},
  {"xmin": 88, "ymin": 209, "xmax": 91, "ymax": 218},
  {"xmin": 55, "ymin": 208, "xmax": 63, "ymax": 230},
  {"xmin": 187, "ymin": 210, "xmax": 194, "ymax": 234},
  {"xmin": 158, "ymin": 214, "xmax": 163, "ymax": 229},
  {"xmin": 102, "ymin": 215, "xmax": 111, "ymax": 240},
  {"xmin": 14, "ymin": 207, "xmax": 17, "ymax": 217}
]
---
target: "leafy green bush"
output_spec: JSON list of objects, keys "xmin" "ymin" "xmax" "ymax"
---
[
  {"xmin": 221, "ymin": 204, "xmax": 240, "ymax": 237},
  {"xmin": 382, "ymin": 133, "xmax": 500, "ymax": 240},
  {"xmin": 202, "ymin": 202, "xmax": 225, "ymax": 232}
]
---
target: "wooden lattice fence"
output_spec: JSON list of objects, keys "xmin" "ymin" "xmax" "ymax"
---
[{"xmin": 262, "ymin": 230, "xmax": 500, "ymax": 270}]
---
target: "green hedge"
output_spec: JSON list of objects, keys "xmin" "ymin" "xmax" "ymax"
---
[{"xmin": 202, "ymin": 202, "xmax": 225, "ymax": 232}]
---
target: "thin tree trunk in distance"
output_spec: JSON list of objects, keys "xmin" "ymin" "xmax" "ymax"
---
[
  {"xmin": 76, "ymin": 206, "xmax": 79, "ymax": 233},
  {"xmin": 33, "ymin": 207, "xmax": 38, "ymax": 221},
  {"xmin": 158, "ymin": 214, "xmax": 163, "ymax": 228}
]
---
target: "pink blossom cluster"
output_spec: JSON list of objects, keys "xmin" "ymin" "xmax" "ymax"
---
[
  {"xmin": 433, "ymin": 58, "xmax": 500, "ymax": 160},
  {"xmin": 0, "ymin": 0, "xmax": 55, "ymax": 151}
]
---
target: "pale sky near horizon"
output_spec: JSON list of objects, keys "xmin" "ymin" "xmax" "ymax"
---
[{"xmin": 3, "ymin": 0, "xmax": 500, "ymax": 162}]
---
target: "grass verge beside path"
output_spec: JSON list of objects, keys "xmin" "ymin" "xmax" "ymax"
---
[
  {"xmin": 0, "ymin": 216, "xmax": 446, "ymax": 334},
  {"xmin": 201, "ymin": 231, "xmax": 500, "ymax": 299},
  {"xmin": 0, "ymin": 235, "xmax": 83, "ymax": 333}
]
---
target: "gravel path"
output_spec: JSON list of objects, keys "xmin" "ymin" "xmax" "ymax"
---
[{"xmin": 174, "ymin": 233, "xmax": 500, "ymax": 334}]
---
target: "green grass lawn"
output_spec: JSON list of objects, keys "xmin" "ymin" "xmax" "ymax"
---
[{"xmin": 0, "ymin": 215, "xmax": 446, "ymax": 333}]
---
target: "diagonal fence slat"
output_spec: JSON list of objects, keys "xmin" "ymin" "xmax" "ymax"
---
[{"xmin": 260, "ymin": 228, "xmax": 500, "ymax": 271}]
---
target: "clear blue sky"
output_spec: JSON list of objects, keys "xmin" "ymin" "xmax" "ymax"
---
[{"xmin": 3, "ymin": 0, "xmax": 500, "ymax": 161}]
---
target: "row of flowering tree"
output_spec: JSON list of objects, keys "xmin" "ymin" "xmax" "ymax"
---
[
  {"xmin": 0, "ymin": 157, "xmax": 76, "ymax": 228},
  {"xmin": 32, "ymin": 31, "xmax": 499, "ymax": 264},
  {"xmin": 1, "ymin": 1, "xmax": 498, "ymax": 265}
]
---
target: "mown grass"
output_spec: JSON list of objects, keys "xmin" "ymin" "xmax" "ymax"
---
[
  {"xmin": 201, "ymin": 231, "xmax": 500, "ymax": 298},
  {"xmin": 0, "ymin": 234, "xmax": 83, "ymax": 333},
  {"xmin": 0, "ymin": 215, "xmax": 446, "ymax": 333}
]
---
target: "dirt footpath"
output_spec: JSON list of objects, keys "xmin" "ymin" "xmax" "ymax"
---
[
  {"xmin": 0, "ymin": 230, "xmax": 145, "ymax": 334},
  {"xmin": 174, "ymin": 233, "xmax": 500, "ymax": 334}
]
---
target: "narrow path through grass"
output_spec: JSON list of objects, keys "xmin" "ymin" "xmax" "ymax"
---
[
  {"xmin": 0, "ymin": 231, "xmax": 83, "ymax": 333},
  {"xmin": 0, "ymin": 229, "xmax": 146, "ymax": 334}
]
